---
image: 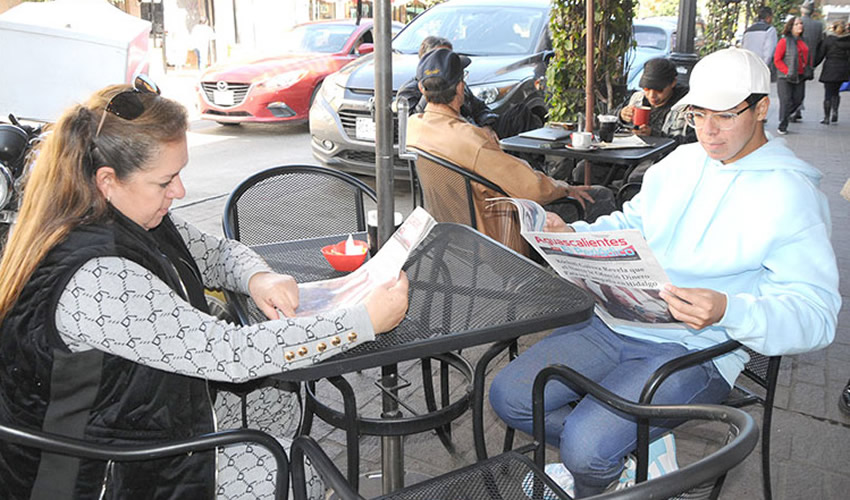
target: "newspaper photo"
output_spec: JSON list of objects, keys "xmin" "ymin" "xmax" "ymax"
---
[
  {"xmin": 294, "ymin": 207, "xmax": 435, "ymax": 317},
  {"xmin": 488, "ymin": 197, "xmax": 684, "ymax": 329}
]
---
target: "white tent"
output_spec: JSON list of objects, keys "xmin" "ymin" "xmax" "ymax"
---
[{"xmin": 0, "ymin": 0, "xmax": 151, "ymax": 121}]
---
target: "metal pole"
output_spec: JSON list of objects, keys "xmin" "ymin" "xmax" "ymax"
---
[
  {"xmin": 380, "ymin": 365, "xmax": 404, "ymax": 493},
  {"xmin": 584, "ymin": 0, "xmax": 595, "ymax": 186},
  {"xmin": 375, "ymin": 1, "xmax": 400, "ymax": 490},
  {"xmin": 375, "ymin": 0, "xmax": 395, "ymax": 251},
  {"xmin": 670, "ymin": 0, "xmax": 700, "ymax": 85}
]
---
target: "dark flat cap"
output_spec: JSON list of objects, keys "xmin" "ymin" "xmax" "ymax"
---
[
  {"xmin": 417, "ymin": 48, "xmax": 471, "ymax": 92},
  {"xmin": 639, "ymin": 58, "xmax": 678, "ymax": 91}
]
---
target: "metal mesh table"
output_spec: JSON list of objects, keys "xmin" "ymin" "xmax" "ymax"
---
[{"xmin": 244, "ymin": 223, "xmax": 594, "ymax": 382}]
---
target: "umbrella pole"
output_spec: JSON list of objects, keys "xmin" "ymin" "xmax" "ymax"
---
[
  {"xmin": 374, "ymin": 0, "xmax": 395, "ymax": 251},
  {"xmin": 584, "ymin": 0, "xmax": 595, "ymax": 186}
]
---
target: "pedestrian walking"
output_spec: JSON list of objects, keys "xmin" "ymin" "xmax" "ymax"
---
[
  {"xmin": 774, "ymin": 16, "xmax": 810, "ymax": 134},
  {"xmin": 742, "ymin": 6, "xmax": 778, "ymax": 81},
  {"xmin": 814, "ymin": 21, "xmax": 850, "ymax": 124},
  {"xmin": 797, "ymin": 1, "xmax": 825, "ymax": 120}
]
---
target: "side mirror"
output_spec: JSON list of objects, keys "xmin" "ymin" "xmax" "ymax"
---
[
  {"xmin": 542, "ymin": 49, "xmax": 555, "ymax": 64},
  {"xmin": 357, "ymin": 43, "xmax": 375, "ymax": 55}
]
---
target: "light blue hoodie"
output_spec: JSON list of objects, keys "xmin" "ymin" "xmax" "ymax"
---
[{"xmin": 571, "ymin": 138, "xmax": 840, "ymax": 386}]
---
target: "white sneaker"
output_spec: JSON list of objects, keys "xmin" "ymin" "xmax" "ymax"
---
[
  {"xmin": 615, "ymin": 433, "xmax": 678, "ymax": 490},
  {"xmin": 523, "ymin": 462, "xmax": 574, "ymax": 499}
]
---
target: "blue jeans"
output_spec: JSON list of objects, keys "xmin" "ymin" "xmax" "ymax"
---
[{"xmin": 489, "ymin": 317, "xmax": 731, "ymax": 497}]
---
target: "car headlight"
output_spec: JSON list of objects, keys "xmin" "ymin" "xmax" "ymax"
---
[
  {"xmin": 0, "ymin": 163, "xmax": 13, "ymax": 210},
  {"xmin": 264, "ymin": 69, "xmax": 308, "ymax": 89},
  {"xmin": 469, "ymin": 80, "xmax": 520, "ymax": 105},
  {"xmin": 320, "ymin": 71, "xmax": 347, "ymax": 106}
]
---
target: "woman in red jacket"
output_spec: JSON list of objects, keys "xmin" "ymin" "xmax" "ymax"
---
[{"xmin": 774, "ymin": 16, "xmax": 809, "ymax": 134}]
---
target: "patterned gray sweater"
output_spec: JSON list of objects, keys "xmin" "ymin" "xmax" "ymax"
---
[{"xmin": 55, "ymin": 214, "xmax": 375, "ymax": 382}]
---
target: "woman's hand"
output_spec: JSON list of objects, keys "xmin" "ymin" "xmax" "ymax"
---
[
  {"xmin": 620, "ymin": 105, "xmax": 634, "ymax": 123},
  {"xmin": 635, "ymin": 124, "xmax": 652, "ymax": 136},
  {"xmin": 659, "ymin": 284, "xmax": 727, "ymax": 330},
  {"xmin": 543, "ymin": 212, "xmax": 574, "ymax": 233},
  {"xmin": 248, "ymin": 272, "xmax": 299, "ymax": 319},
  {"xmin": 364, "ymin": 272, "xmax": 409, "ymax": 334}
]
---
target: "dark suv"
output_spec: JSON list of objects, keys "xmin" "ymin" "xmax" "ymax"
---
[{"xmin": 309, "ymin": 0, "xmax": 552, "ymax": 177}]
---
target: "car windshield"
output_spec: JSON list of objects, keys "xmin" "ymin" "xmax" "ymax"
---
[
  {"xmin": 634, "ymin": 25, "xmax": 668, "ymax": 50},
  {"xmin": 282, "ymin": 24, "xmax": 356, "ymax": 53},
  {"xmin": 393, "ymin": 5, "xmax": 547, "ymax": 56}
]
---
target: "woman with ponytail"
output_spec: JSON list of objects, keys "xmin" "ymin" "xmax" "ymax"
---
[{"xmin": 0, "ymin": 77, "xmax": 408, "ymax": 499}]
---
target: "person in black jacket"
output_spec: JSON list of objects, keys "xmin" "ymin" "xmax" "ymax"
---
[
  {"xmin": 0, "ymin": 77, "xmax": 409, "ymax": 499},
  {"xmin": 397, "ymin": 36, "xmax": 541, "ymax": 140},
  {"xmin": 815, "ymin": 21, "xmax": 850, "ymax": 124}
]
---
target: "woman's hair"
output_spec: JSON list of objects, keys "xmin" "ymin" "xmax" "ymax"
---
[
  {"xmin": 782, "ymin": 16, "xmax": 800, "ymax": 37},
  {"xmin": 0, "ymin": 84, "xmax": 187, "ymax": 320},
  {"xmin": 832, "ymin": 20, "xmax": 846, "ymax": 35}
]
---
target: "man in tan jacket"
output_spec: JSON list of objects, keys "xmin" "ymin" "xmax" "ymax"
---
[{"xmin": 407, "ymin": 48, "xmax": 614, "ymax": 254}]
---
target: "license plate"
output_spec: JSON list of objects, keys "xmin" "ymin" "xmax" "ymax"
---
[
  {"xmin": 355, "ymin": 117, "xmax": 376, "ymax": 141},
  {"xmin": 213, "ymin": 90, "xmax": 234, "ymax": 106}
]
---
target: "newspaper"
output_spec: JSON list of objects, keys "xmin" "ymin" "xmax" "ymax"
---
[
  {"xmin": 488, "ymin": 197, "xmax": 684, "ymax": 329},
  {"xmin": 294, "ymin": 207, "xmax": 435, "ymax": 316},
  {"xmin": 598, "ymin": 134, "xmax": 650, "ymax": 149}
]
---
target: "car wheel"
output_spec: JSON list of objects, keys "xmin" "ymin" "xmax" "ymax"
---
[{"xmin": 217, "ymin": 122, "xmax": 241, "ymax": 127}]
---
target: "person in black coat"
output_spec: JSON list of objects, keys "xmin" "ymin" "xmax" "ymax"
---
[{"xmin": 815, "ymin": 21, "xmax": 850, "ymax": 124}]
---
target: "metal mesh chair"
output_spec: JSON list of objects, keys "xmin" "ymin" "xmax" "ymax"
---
[
  {"xmin": 222, "ymin": 164, "xmax": 463, "ymax": 490},
  {"xmin": 291, "ymin": 364, "xmax": 758, "ymax": 500},
  {"xmin": 222, "ymin": 164, "xmax": 376, "ymax": 245},
  {"xmin": 636, "ymin": 340, "xmax": 781, "ymax": 500},
  {"xmin": 220, "ymin": 163, "xmax": 377, "ymax": 478},
  {"xmin": 408, "ymin": 147, "xmax": 584, "ymax": 255},
  {"xmin": 0, "ymin": 423, "xmax": 288, "ymax": 499}
]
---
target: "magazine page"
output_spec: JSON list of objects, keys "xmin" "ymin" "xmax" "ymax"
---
[
  {"xmin": 294, "ymin": 207, "xmax": 436, "ymax": 317},
  {"xmin": 487, "ymin": 197, "xmax": 683, "ymax": 329}
]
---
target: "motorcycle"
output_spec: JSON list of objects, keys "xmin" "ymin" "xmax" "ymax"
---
[{"xmin": 0, "ymin": 114, "xmax": 44, "ymax": 247}]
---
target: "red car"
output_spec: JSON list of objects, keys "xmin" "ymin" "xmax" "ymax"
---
[{"xmin": 197, "ymin": 19, "xmax": 401, "ymax": 125}]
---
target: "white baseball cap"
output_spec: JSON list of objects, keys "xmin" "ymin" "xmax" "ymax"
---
[{"xmin": 675, "ymin": 48, "xmax": 770, "ymax": 111}]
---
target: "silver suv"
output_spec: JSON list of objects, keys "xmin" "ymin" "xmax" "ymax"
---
[{"xmin": 309, "ymin": 0, "xmax": 552, "ymax": 177}]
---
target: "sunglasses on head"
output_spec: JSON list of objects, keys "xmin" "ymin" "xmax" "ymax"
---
[{"xmin": 95, "ymin": 74, "xmax": 161, "ymax": 137}]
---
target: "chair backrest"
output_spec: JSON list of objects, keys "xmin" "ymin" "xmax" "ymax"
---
[
  {"xmin": 408, "ymin": 147, "xmax": 531, "ymax": 254},
  {"xmin": 223, "ymin": 165, "xmax": 377, "ymax": 245},
  {"xmin": 0, "ymin": 424, "xmax": 289, "ymax": 500},
  {"xmin": 740, "ymin": 346, "xmax": 779, "ymax": 390}
]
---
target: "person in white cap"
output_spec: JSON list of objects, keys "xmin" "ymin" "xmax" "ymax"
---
[{"xmin": 489, "ymin": 47, "xmax": 840, "ymax": 497}]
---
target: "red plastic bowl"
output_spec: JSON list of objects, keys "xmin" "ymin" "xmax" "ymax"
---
[{"xmin": 321, "ymin": 240, "xmax": 369, "ymax": 272}]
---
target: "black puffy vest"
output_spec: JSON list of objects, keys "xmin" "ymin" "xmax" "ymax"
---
[{"xmin": 0, "ymin": 212, "xmax": 216, "ymax": 499}]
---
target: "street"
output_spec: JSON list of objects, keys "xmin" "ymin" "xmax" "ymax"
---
[{"xmin": 171, "ymin": 105, "xmax": 414, "ymax": 236}]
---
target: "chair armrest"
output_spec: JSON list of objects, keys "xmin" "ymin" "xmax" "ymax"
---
[
  {"xmin": 532, "ymin": 365, "xmax": 758, "ymax": 499},
  {"xmin": 291, "ymin": 435, "xmax": 365, "ymax": 500},
  {"xmin": 0, "ymin": 426, "xmax": 289, "ymax": 500},
  {"xmin": 639, "ymin": 339, "xmax": 742, "ymax": 404}
]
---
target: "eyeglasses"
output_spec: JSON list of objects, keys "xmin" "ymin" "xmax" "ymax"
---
[
  {"xmin": 684, "ymin": 98, "xmax": 760, "ymax": 131},
  {"xmin": 95, "ymin": 74, "xmax": 161, "ymax": 137}
]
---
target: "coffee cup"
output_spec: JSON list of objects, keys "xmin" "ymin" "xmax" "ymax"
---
[
  {"xmin": 598, "ymin": 114, "xmax": 618, "ymax": 143},
  {"xmin": 367, "ymin": 209, "xmax": 404, "ymax": 256},
  {"xmin": 570, "ymin": 131, "xmax": 593, "ymax": 150},
  {"xmin": 633, "ymin": 106, "xmax": 651, "ymax": 127}
]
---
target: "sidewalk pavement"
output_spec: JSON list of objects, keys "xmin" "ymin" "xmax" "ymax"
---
[{"xmin": 175, "ymin": 77, "xmax": 849, "ymax": 499}]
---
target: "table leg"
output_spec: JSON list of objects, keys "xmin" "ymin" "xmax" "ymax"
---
[{"xmin": 380, "ymin": 364, "xmax": 404, "ymax": 494}]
